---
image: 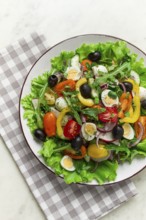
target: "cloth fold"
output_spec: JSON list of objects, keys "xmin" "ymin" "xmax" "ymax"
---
[{"xmin": 0, "ymin": 33, "xmax": 137, "ymax": 220}]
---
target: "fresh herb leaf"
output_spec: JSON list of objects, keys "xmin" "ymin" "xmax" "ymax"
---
[
  {"xmin": 93, "ymin": 62, "xmax": 130, "ymax": 89},
  {"xmin": 64, "ymin": 96, "xmax": 82, "ymax": 125},
  {"xmin": 81, "ymin": 107, "xmax": 105, "ymax": 120},
  {"xmin": 108, "ymin": 91, "xmax": 117, "ymax": 99},
  {"xmin": 71, "ymin": 108, "xmax": 82, "ymax": 125},
  {"xmin": 105, "ymin": 139, "xmax": 131, "ymax": 161},
  {"xmin": 84, "ymin": 71, "xmax": 94, "ymax": 79}
]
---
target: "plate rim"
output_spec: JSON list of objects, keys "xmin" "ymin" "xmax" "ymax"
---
[{"xmin": 19, "ymin": 33, "xmax": 146, "ymax": 186}]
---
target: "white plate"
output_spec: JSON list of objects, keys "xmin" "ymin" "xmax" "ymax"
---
[{"xmin": 19, "ymin": 34, "xmax": 146, "ymax": 185}]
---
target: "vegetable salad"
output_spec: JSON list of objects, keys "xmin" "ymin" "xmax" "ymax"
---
[{"xmin": 21, "ymin": 41, "xmax": 146, "ymax": 184}]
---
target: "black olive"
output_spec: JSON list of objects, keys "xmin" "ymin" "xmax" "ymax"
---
[
  {"xmin": 48, "ymin": 75, "xmax": 58, "ymax": 87},
  {"xmin": 71, "ymin": 136, "xmax": 83, "ymax": 151},
  {"xmin": 88, "ymin": 51, "xmax": 101, "ymax": 62},
  {"xmin": 80, "ymin": 83, "xmax": 92, "ymax": 98},
  {"xmin": 112, "ymin": 125, "xmax": 124, "ymax": 140},
  {"xmin": 141, "ymin": 100, "xmax": 146, "ymax": 110},
  {"xmin": 34, "ymin": 129, "xmax": 46, "ymax": 142},
  {"xmin": 120, "ymin": 82, "xmax": 133, "ymax": 92}
]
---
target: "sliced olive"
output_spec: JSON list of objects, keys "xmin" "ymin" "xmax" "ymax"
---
[
  {"xmin": 48, "ymin": 75, "xmax": 58, "ymax": 87},
  {"xmin": 141, "ymin": 100, "xmax": 146, "ymax": 110},
  {"xmin": 88, "ymin": 51, "xmax": 101, "ymax": 62},
  {"xmin": 34, "ymin": 129, "xmax": 46, "ymax": 142},
  {"xmin": 80, "ymin": 83, "xmax": 92, "ymax": 98},
  {"xmin": 120, "ymin": 82, "xmax": 133, "ymax": 92},
  {"xmin": 112, "ymin": 125, "xmax": 124, "ymax": 140},
  {"xmin": 54, "ymin": 71, "xmax": 64, "ymax": 82},
  {"xmin": 71, "ymin": 136, "xmax": 83, "ymax": 151}
]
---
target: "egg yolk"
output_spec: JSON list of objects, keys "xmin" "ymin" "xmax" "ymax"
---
[
  {"xmin": 85, "ymin": 124, "xmax": 96, "ymax": 136},
  {"xmin": 104, "ymin": 95, "xmax": 115, "ymax": 105},
  {"xmin": 67, "ymin": 69, "xmax": 78, "ymax": 80},
  {"xmin": 123, "ymin": 123, "xmax": 131, "ymax": 136},
  {"xmin": 63, "ymin": 157, "xmax": 73, "ymax": 169}
]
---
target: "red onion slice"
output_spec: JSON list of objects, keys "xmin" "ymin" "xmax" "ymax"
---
[
  {"xmin": 96, "ymin": 131, "xmax": 116, "ymax": 143},
  {"xmin": 96, "ymin": 121, "xmax": 117, "ymax": 133},
  {"xmin": 129, "ymin": 122, "xmax": 144, "ymax": 147},
  {"xmin": 100, "ymin": 83, "xmax": 108, "ymax": 90},
  {"xmin": 119, "ymin": 82, "xmax": 126, "ymax": 93},
  {"xmin": 96, "ymin": 132, "xmax": 101, "ymax": 146},
  {"xmin": 81, "ymin": 114, "xmax": 86, "ymax": 123}
]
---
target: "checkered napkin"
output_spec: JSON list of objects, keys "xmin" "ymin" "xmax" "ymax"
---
[{"xmin": 0, "ymin": 33, "xmax": 137, "ymax": 220}]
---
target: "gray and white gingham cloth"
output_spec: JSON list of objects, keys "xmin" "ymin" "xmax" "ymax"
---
[{"xmin": 0, "ymin": 33, "xmax": 137, "ymax": 220}]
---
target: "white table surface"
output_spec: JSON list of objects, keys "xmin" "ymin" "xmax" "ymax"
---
[{"xmin": 0, "ymin": 0, "xmax": 146, "ymax": 220}]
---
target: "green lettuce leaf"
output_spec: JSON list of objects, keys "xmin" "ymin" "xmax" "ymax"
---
[
  {"xmin": 106, "ymin": 139, "xmax": 146, "ymax": 162},
  {"xmin": 51, "ymin": 51, "xmax": 75, "ymax": 72},
  {"xmin": 40, "ymin": 139, "xmax": 71, "ymax": 158},
  {"xmin": 105, "ymin": 140, "xmax": 131, "ymax": 161},
  {"xmin": 129, "ymin": 139, "xmax": 146, "ymax": 161},
  {"xmin": 31, "ymin": 71, "xmax": 50, "ymax": 98},
  {"xmin": 21, "ymin": 71, "xmax": 52, "ymax": 132},
  {"xmin": 76, "ymin": 41, "xmax": 131, "ymax": 64},
  {"xmin": 76, "ymin": 43, "xmax": 99, "ymax": 61},
  {"xmin": 21, "ymin": 95, "xmax": 37, "ymax": 132},
  {"xmin": 136, "ymin": 139, "xmax": 146, "ymax": 152},
  {"xmin": 42, "ymin": 142, "xmax": 118, "ymax": 184},
  {"xmin": 40, "ymin": 139, "xmax": 57, "ymax": 158},
  {"xmin": 131, "ymin": 57, "xmax": 146, "ymax": 87}
]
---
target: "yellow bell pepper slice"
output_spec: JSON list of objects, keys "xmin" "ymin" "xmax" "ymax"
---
[
  {"xmin": 129, "ymin": 106, "xmax": 134, "ymax": 117},
  {"xmin": 76, "ymin": 78, "xmax": 94, "ymax": 107},
  {"xmin": 57, "ymin": 107, "xmax": 70, "ymax": 139},
  {"xmin": 120, "ymin": 79, "xmax": 140, "ymax": 123},
  {"xmin": 77, "ymin": 93, "xmax": 94, "ymax": 107},
  {"xmin": 120, "ymin": 96, "xmax": 140, "ymax": 123},
  {"xmin": 87, "ymin": 144, "xmax": 109, "ymax": 159}
]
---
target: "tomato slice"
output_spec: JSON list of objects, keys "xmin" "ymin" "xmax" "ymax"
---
[
  {"xmin": 98, "ymin": 107, "xmax": 118, "ymax": 123},
  {"xmin": 81, "ymin": 59, "xmax": 92, "ymax": 71},
  {"xmin": 63, "ymin": 120, "xmax": 81, "ymax": 139},
  {"xmin": 54, "ymin": 79, "xmax": 75, "ymax": 96}
]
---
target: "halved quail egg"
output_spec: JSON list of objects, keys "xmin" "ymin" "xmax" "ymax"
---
[
  {"xmin": 66, "ymin": 66, "xmax": 82, "ymax": 81},
  {"xmin": 81, "ymin": 123, "xmax": 96, "ymax": 141},
  {"xmin": 122, "ymin": 123, "xmax": 135, "ymax": 140},
  {"xmin": 60, "ymin": 155, "xmax": 75, "ymax": 171},
  {"xmin": 101, "ymin": 89, "xmax": 119, "ymax": 107}
]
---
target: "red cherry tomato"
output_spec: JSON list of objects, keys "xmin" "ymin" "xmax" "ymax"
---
[
  {"xmin": 98, "ymin": 107, "xmax": 118, "ymax": 123},
  {"xmin": 63, "ymin": 120, "xmax": 81, "ymax": 139}
]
